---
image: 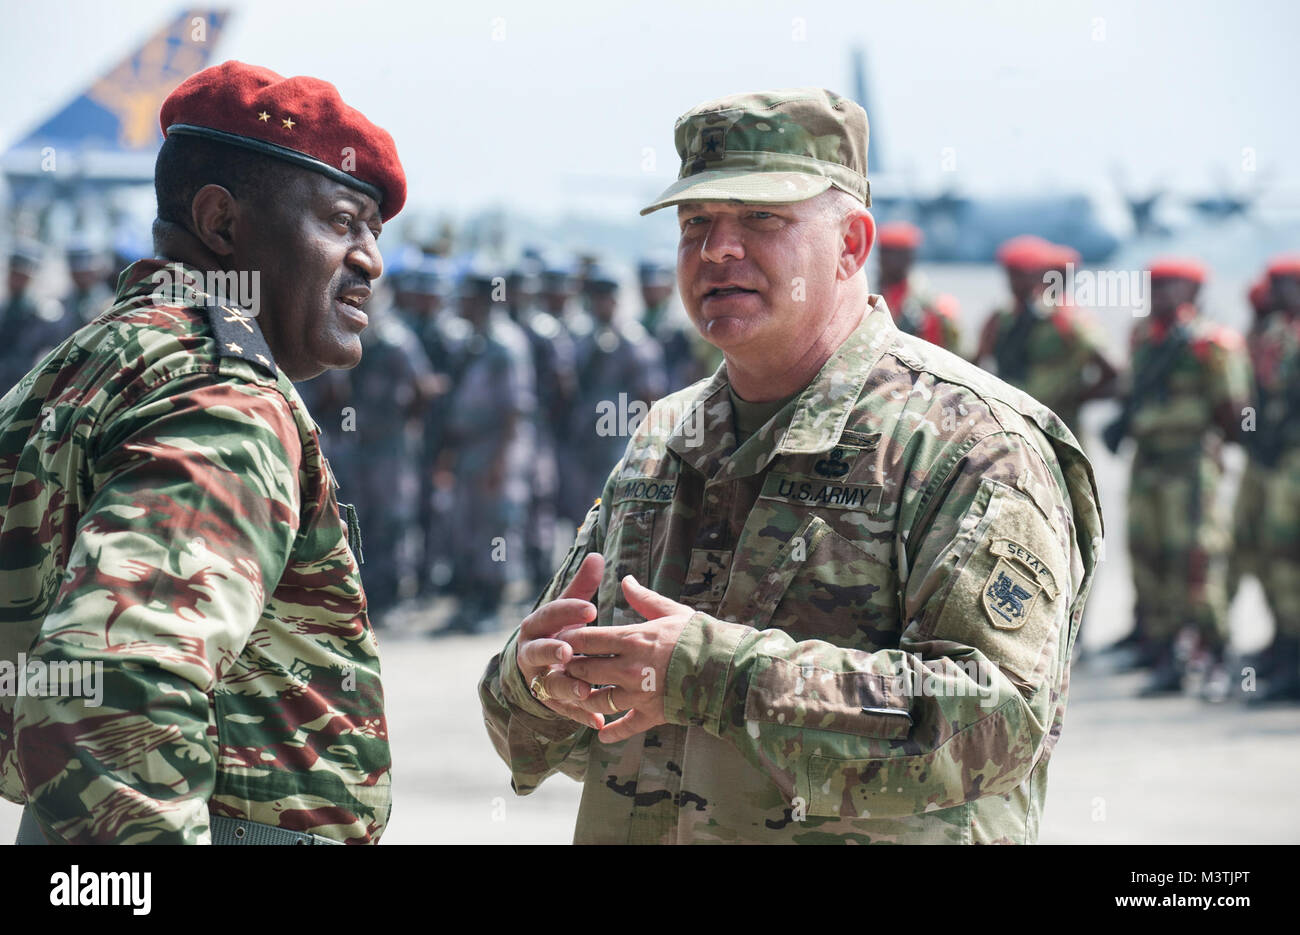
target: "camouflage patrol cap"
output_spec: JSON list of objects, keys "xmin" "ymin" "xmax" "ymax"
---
[{"xmin": 641, "ymin": 88, "xmax": 869, "ymax": 216}]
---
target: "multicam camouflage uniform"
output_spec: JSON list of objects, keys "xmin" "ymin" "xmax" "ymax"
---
[
  {"xmin": 1121, "ymin": 306, "xmax": 1250, "ymax": 663},
  {"xmin": 0, "ymin": 260, "xmax": 389, "ymax": 843},
  {"xmin": 480, "ymin": 297, "xmax": 1101, "ymax": 844}
]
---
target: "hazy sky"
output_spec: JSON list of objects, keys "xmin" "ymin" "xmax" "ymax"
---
[{"xmin": 2, "ymin": 0, "xmax": 1296, "ymax": 231}]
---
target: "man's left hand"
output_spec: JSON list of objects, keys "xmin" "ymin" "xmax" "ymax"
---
[{"xmin": 558, "ymin": 575, "xmax": 693, "ymax": 744}]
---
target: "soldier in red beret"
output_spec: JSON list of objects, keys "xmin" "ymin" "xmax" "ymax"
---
[
  {"xmin": 975, "ymin": 237, "xmax": 1117, "ymax": 441},
  {"xmin": 1247, "ymin": 255, "xmax": 1300, "ymax": 703},
  {"xmin": 1228, "ymin": 273, "xmax": 1282, "ymax": 678},
  {"xmin": 874, "ymin": 221, "xmax": 962, "ymax": 352},
  {"xmin": 1, "ymin": 61, "xmax": 405, "ymax": 843},
  {"xmin": 1105, "ymin": 258, "xmax": 1252, "ymax": 699}
]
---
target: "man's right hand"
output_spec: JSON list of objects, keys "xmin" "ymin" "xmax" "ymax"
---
[{"xmin": 515, "ymin": 552, "xmax": 606, "ymax": 730}]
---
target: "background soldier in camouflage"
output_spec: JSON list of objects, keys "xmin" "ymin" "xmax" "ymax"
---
[
  {"xmin": 0, "ymin": 61, "xmax": 405, "ymax": 844},
  {"xmin": 437, "ymin": 263, "xmax": 536, "ymax": 633},
  {"xmin": 1104, "ymin": 258, "xmax": 1251, "ymax": 698},
  {"xmin": 976, "ymin": 236, "xmax": 1118, "ymax": 439},
  {"xmin": 1228, "ymin": 273, "xmax": 1281, "ymax": 665},
  {"xmin": 480, "ymin": 89, "xmax": 1101, "ymax": 844},
  {"xmin": 875, "ymin": 221, "xmax": 963, "ymax": 353},
  {"xmin": 1252, "ymin": 256, "xmax": 1300, "ymax": 703}
]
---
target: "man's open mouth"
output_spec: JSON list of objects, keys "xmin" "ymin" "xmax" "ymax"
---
[{"xmin": 704, "ymin": 285, "xmax": 758, "ymax": 298}]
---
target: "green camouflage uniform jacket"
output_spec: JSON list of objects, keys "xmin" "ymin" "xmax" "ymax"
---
[
  {"xmin": 983, "ymin": 300, "xmax": 1111, "ymax": 438},
  {"xmin": 1122, "ymin": 305, "xmax": 1251, "ymax": 457},
  {"xmin": 480, "ymin": 295, "xmax": 1102, "ymax": 844},
  {"xmin": 0, "ymin": 259, "xmax": 389, "ymax": 844}
]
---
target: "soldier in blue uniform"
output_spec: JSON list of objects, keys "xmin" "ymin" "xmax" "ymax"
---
[
  {"xmin": 438, "ymin": 261, "xmax": 537, "ymax": 633},
  {"xmin": 0, "ymin": 243, "xmax": 65, "ymax": 394},
  {"xmin": 562, "ymin": 264, "xmax": 667, "ymax": 524}
]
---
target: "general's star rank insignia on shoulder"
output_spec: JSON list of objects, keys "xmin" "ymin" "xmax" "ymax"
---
[{"xmin": 200, "ymin": 296, "xmax": 278, "ymax": 377}]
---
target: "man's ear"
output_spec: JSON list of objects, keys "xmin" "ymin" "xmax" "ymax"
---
[
  {"xmin": 839, "ymin": 207, "xmax": 875, "ymax": 281},
  {"xmin": 190, "ymin": 184, "xmax": 239, "ymax": 258}
]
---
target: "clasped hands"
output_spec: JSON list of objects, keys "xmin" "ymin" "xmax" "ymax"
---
[{"xmin": 515, "ymin": 554, "xmax": 692, "ymax": 744}]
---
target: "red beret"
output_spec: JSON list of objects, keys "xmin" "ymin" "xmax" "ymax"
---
[
  {"xmin": 996, "ymin": 235, "xmax": 1053, "ymax": 271},
  {"xmin": 1147, "ymin": 256, "xmax": 1207, "ymax": 284},
  {"xmin": 1045, "ymin": 242, "xmax": 1081, "ymax": 269},
  {"xmin": 160, "ymin": 61, "xmax": 406, "ymax": 220},
  {"xmin": 1266, "ymin": 253, "xmax": 1300, "ymax": 278},
  {"xmin": 877, "ymin": 221, "xmax": 923, "ymax": 250},
  {"xmin": 1248, "ymin": 277, "xmax": 1272, "ymax": 313}
]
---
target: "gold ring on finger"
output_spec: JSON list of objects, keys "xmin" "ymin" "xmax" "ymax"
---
[
  {"xmin": 529, "ymin": 674, "xmax": 552, "ymax": 703},
  {"xmin": 606, "ymin": 688, "xmax": 618, "ymax": 713}
]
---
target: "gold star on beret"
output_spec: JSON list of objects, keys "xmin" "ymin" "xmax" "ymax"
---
[
  {"xmin": 282, "ymin": 116, "xmax": 295, "ymax": 130},
  {"xmin": 257, "ymin": 111, "xmax": 270, "ymax": 122}
]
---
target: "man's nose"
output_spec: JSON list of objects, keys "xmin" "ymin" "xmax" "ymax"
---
[
  {"xmin": 348, "ymin": 234, "xmax": 383, "ymax": 282},
  {"xmin": 699, "ymin": 216, "xmax": 745, "ymax": 263}
]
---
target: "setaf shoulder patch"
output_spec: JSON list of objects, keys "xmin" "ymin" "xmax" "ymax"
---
[
  {"xmin": 929, "ymin": 480, "xmax": 1072, "ymax": 692},
  {"xmin": 982, "ymin": 558, "xmax": 1040, "ymax": 630}
]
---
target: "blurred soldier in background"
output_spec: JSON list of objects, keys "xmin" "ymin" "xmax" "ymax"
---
[
  {"xmin": 437, "ymin": 262, "xmax": 536, "ymax": 633},
  {"xmin": 0, "ymin": 243, "xmax": 65, "ymax": 394},
  {"xmin": 976, "ymin": 236, "xmax": 1118, "ymax": 439},
  {"xmin": 396, "ymin": 257, "xmax": 460, "ymax": 596},
  {"xmin": 875, "ymin": 221, "xmax": 962, "ymax": 353},
  {"xmin": 1103, "ymin": 258, "xmax": 1251, "ymax": 699},
  {"xmin": 61, "ymin": 241, "xmax": 113, "ymax": 331},
  {"xmin": 561, "ymin": 264, "xmax": 666, "ymax": 525},
  {"xmin": 1251, "ymin": 255, "xmax": 1300, "ymax": 703},
  {"xmin": 639, "ymin": 255, "xmax": 701, "ymax": 391},
  {"xmin": 508, "ymin": 259, "xmax": 576, "ymax": 593},
  {"xmin": 1228, "ymin": 273, "xmax": 1281, "ymax": 661},
  {"xmin": 343, "ymin": 286, "xmax": 437, "ymax": 624},
  {"xmin": 539, "ymin": 259, "xmax": 579, "ymax": 328}
]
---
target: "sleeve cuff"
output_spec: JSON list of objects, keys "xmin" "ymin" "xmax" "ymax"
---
[
  {"xmin": 663, "ymin": 612, "xmax": 751, "ymax": 737},
  {"xmin": 499, "ymin": 629, "xmax": 568, "ymax": 721}
]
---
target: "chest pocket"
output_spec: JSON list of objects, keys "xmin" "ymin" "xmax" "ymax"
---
[
  {"xmin": 739, "ymin": 513, "xmax": 899, "ymax": 650},
  {"xmin": 597, "ymin": 505, "xmax": 659, "ymax": 627}
]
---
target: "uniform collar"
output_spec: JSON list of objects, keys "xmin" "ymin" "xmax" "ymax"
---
[
  {"xmin": 667, "ymin": 295, "xmax": 896, "ymax": 480},
  {"xmin": 115, "ymin": 258, "xmax": 216, "ymax": 308}
]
